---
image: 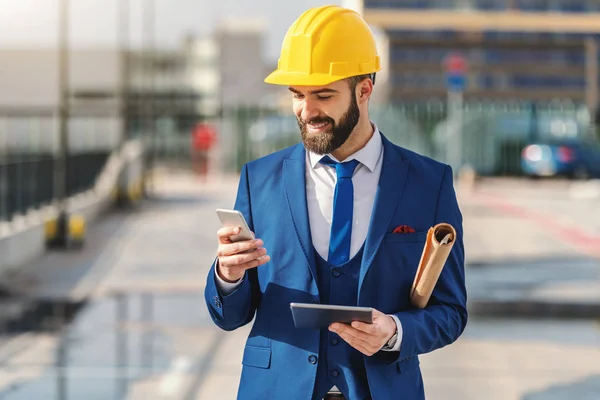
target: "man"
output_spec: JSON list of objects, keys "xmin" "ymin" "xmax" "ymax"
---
[{"xmin": 204, "ymin": 5, "xmax": 467, "ymax": 400}]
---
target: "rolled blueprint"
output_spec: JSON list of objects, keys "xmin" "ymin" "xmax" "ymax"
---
[{"xmin": 410, "ymin": 223, "xmax": 457, "ymax": 308}]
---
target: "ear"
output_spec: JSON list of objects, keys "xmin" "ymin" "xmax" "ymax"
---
[{"xmin": 356, "ymin": 78, "xmax": 373, "ymax": 104}]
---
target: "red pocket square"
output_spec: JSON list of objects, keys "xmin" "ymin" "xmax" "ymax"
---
[{"xmin": 393, "ymin": 225, "xmax": 416, "ymax": 234}]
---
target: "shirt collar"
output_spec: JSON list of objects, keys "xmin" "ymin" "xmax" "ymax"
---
[{"xmin": 308, "ymin": 122, "xmax": 382, "ymax": 173}]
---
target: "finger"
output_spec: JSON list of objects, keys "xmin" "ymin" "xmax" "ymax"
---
[
  {"xmin": 350, "ymin": 320, "xmax": 380, "ymax": 335},
  {"xmin": 217, "ymin": 239, "xmax": 264, "ymax": 257},
  {"xmin": 219, "ymin": 247, "xmax": 267, "ymax": 267},
  {"xmin": 218, "ymin": 254, "xmax": 270, "ymax": 279},
  {"xmin": 372, "ymin": 309, "xmax": 385, "ymax": 317},
  {"xmin": 330, "ymin": 323, "xmax": 372, "ymax": 345},
  {"xmin": 221, "ymin": 252, "xmax": 271, "ymax": 270},
  {"xmin": 235, "ymin": 254, "xmax": 271, "ymax": 271},
  {"xmin": 331, "ymin": 323, "xmax": 382, "ymax": 354},
  {"xmin": 217, "ymin": 226, "xmax": 240, "ymax": 242},
  {"xmin": 333, "ymin": 328, "xmax": 375, "ymax": 356}
]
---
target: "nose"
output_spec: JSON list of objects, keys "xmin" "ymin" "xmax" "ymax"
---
[{"xmin": 300, "ymin": 98, "xmax": 319, "ymax": 122}]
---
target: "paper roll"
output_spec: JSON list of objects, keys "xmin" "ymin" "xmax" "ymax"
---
[{"xmin": 410, "ymin": 223, "xmax": 456, "ymax": 309}]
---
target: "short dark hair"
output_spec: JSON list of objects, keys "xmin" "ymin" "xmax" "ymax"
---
[{"xmin": 346, "ymin": 73, "xmax": 375, "ymax": 91}]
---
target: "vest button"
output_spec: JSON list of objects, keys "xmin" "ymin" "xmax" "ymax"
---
[
  {"xmin": 332, "ymin": 268, "xmax": 341, "ymax": 277},
  {"xmin": 331, "ymin": 338, "xmax": 339, "ymax": 346},
  {"xmin": 331, "ymin": 369, "xmax": 340, "ymax": 377},
  {"xmin": 308, "ymin": 355, "xmax": 318, "ymax": 365}
]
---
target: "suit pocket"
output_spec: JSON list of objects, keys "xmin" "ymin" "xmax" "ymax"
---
[
  {"xmin": 396, "ymin": 355, "xmax": 420, "ymax": 373},
  {"xmin": 242, "ymin": 345, "xmax": 271, "ymax": 369},
  {"xmin": 385, "ymin": 231, "xmax": 427, "ymax": 244}
]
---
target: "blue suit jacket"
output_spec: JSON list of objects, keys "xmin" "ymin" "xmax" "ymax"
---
[{"xmin": 205, "ymin": 133, "xmax": 467, "ymax": 400}]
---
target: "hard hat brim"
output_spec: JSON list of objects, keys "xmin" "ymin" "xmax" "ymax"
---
[{"xmin": 264, "ymin": 70, "xmax": 372, "ymax": 87}]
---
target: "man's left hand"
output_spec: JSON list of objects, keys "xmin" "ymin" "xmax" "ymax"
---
[{"xmin": 329, "ymin": 309, "xmax": 397, "ymax": 356}]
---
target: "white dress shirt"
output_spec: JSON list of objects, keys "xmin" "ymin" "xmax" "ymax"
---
[{"xmin": 215, "ymin": 123, "xmax": 402, "ymax": 354}]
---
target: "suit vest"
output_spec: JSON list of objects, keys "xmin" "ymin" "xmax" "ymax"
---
[{"xmin": 312, "ymin": 244, "xmax": 371, "ymax": 400}]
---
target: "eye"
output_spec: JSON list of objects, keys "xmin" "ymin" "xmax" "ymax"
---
[
  {"xmin": 293, "ymin": 93, "xmax": 304, "ymax": 100},
  {"xmin": 317, "ymin": 95, "xmax": 332, "ymax": 100}
]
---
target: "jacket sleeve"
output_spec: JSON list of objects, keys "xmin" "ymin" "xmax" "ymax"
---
[
  {"xmin": 204, "ymin": 164, "xmax": 261, "ymax": 331},
  {"xmin": 392, "ymin": 165, "xmax": 468, "ymax": 361}
]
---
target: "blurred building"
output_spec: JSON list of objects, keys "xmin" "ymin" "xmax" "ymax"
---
[
  {"xmin": 0, "ymin": 49, "xmax": 123, "ymax": 153},
  {"xmin": 0, "ymin": 17, "xmax": 275, "ymax": 138},
  {"xmin": 344, "ymin": 0, "xmax": 600, "ymax": 113}
]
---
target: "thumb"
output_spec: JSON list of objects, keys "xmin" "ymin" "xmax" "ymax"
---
[{"xmin": 372, "ymin": 309, "xmax": 385, "ymax": 317}]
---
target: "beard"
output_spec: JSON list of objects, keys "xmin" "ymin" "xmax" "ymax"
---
[{"xmin": 297, "ymin": 94, "xmax": 360, "ymax": 155}]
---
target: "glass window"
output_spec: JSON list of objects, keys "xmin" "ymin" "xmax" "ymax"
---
[
  {"xmin": 475, "ymin": 0, "xmax": 505, "ymax": 10},
  {"xmin": 515, "ymin": 0, "xmax": 547, "ymax": 11},
  {"xmin": 559, "ymin": 0, "xmax": 587, "ymax": 12},
  {"xmin": 510, "ymin": 74, "xmax": 585, "ymax": 88}
]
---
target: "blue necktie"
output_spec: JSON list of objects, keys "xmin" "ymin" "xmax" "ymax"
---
[{"xmin": 320, "ymin": 156, "xmax": 360, "ymax": 265}]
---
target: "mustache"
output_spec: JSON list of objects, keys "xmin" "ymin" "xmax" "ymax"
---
[{"xmin": 300, "ymin": 116, "xmax": 334, "ymax": 125}]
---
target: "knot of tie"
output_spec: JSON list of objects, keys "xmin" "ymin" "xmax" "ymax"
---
[{"xmin": 320, "ymin": 156, "xmax": 360, "ymax": 179}]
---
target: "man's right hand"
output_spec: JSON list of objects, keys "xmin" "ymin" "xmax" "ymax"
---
[{"xmin": 216, "ymin": 226, "xmax": 270, "ymax": 283}]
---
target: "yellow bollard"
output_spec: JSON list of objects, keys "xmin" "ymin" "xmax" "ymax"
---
[
  {"xmin": 69, "ymin": 214, "xmax": 86, "ymax": 244},
  {"xmin": 127, "ymin": 180, "xmax": 143, "ymax": 204},
  {"xmin": 45, "ymin": 218, "xmax": 58, "ymax": 241},
  {"xmin": 45, "ymin": 213, "xmax": 86, "ymax": 248}
]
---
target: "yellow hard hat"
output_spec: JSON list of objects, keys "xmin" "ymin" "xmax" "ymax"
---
[{"xmin": 264, "ymin": 5, "xmax": 381, "ymax": 86}]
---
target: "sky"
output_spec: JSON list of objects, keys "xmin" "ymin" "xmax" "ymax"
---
[{"xmin": 0, "ymin": 0, "xmax": 346, "ymax": 63}]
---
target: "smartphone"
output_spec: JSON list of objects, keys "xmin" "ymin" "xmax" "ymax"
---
[{"xmin": 216, "ymin": 209, "xmax": 255, "ymax": 243}]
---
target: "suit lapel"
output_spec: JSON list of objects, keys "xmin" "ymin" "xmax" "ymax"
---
[
  {"xmin": 283, "ymin": 144, "xmax": 317, "ymax": 283},
  {"xmin": 359, "ymin": 134, "xmax": 410, "ymax": 297}
]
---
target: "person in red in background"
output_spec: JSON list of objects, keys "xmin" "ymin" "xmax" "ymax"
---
[{"xmin": 191, "ymin": 122, "xmax": 217, "ymax": 183}]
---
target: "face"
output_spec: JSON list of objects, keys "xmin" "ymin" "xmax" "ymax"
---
[{"xmin": 290, "ymin": 79, "xmax": 360, "ymax": 155}]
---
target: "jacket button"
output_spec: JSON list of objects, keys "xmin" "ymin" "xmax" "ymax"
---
[
  {"xmin": 312, "ymin": 299, "xmax": 320, "ymax": 304},
  {"xmin": 332, "ymin": 268, "xmax": 341, "ymax": 278},
  {"xmin": 308, "ymin": 355, "xmax": 318, "ymax": 365},
  {"xmin": 331, "ymin": 369, "xmax": 340, "ymax": 377},
  {"xmin": 331, "ymin": 338, "xmax": 339, "ymax": 346}
]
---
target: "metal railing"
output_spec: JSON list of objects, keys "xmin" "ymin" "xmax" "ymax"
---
[{"xmin": 0, "ymin": 111, "xmax": 121, "ymax": 222}]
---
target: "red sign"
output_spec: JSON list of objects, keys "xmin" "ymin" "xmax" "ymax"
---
[{"xmin": 444, "ymin": 53, "xmax": 467, "ymax": 74}]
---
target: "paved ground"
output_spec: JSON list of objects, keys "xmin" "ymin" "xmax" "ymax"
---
[
  {"xmin": 457, "ymin": 178, "xmax": 600, "ymax": 264},
  {"xmin": 0, "ymin": 171, "xmax": 598, "ymax": 400},
  {"xmin": 457, "ymin": 177, "xmax": 600, "ymax": 317}
]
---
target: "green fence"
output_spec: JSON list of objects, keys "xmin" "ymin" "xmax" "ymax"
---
[{"xmin": 213, "ymin": 101, "xmax": 597, "ymax": 177}]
